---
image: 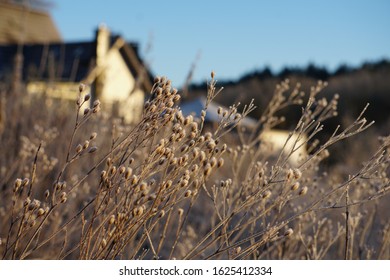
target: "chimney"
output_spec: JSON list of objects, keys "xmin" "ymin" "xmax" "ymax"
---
[{"xmin": 95, "ymin": 24, "xmax": 110, "ymax": 99}]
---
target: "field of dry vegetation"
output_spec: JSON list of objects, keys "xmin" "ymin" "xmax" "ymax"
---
[{"xmin": 0, "ymin": 73, "xmax": 389, "ymax": 260}]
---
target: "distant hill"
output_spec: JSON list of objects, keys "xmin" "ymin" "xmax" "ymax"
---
[{"xmin": 186, "ymin": 59, "xmax": 390, "ymax": 133}]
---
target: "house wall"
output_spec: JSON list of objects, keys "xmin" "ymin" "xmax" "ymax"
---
[
  {"xmin": 259, "ymin": 129, "xmax": 308, "ymax": 165},
  {"xmin": 100, "ymin": 47, "xmax": 144, "ymax": 123},
  {"xmin": 27, "ymin": 81, "xmax": 80, "ymax": 100}
]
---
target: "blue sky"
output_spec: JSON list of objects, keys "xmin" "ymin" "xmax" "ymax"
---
[{"xmin": 51, "ymin": 0, "xmax": 390, "ymax": 87}]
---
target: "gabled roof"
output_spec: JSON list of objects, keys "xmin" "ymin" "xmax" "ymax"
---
[
  {"xmin": 0, "ymin": 33, "xmax": 153, "ymax": 92},
  {"xmin": 0, "ymin": 1, "xmax": 61, "ymax": 44},
  {"xmin": 180, "ymin": 96, "xmax": 257, "ymax": 128},
  {"xmin": 0, "ymin": 41, "xmax": 95, "ymax": 82}
]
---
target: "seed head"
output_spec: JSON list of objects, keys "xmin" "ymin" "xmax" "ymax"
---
[
  {"xmin": 37, "ymin": 208, "xmax": 45, "ymax": 217},
  {"xmin": 79, "ymin": 83, "xmax": 86, "ymax": 93},
  {"xmin": 24, "ymin": 197, "xmax": 31, "ymax": 207},
  {"xmin": 83, "ymin": 140, "xmax": 90, "ymax": 150},
  {"xmin": 180, "ymin": 179, "xmax": 189, "ymax": 188},
  {"xmin": 13, "ymin": 178, "xmax": 22, "ymax": 192},
  {"xmin": 293, "ymin": 169, "xmax": 302, "ymax": 180},
  {"xmin": 158, "ymin": 210, "xmax": 165, "ymax": 218},
  {"xmin": 299, "ymin": 186, "xmax": 308, "ymax": 196},
  {"xmin": 284, "ymin": 228, "xmax": 294, "ymax": 237},
  {"xmin": 286, "ymin": 169, "xmax": 294, "ymax": 180},
  {"xmin": 131, "ymin": 175, "xmax": 139, "ymax": 185},
  {"xmin": 109, "ymin": 166, "xmax": 117, "ymax": 176},
  {"xmin": 154, "ymin": 76, "xmax": 161, "ymax": 83},
  {"xmin": 184, "ymin": 115, "xmax": 193, "ymax": 125},
  {"xmin": 178, "ymin": 208, "xmax": 184, "ymax": 216},
  {"xmin": 132, "ymin": 206, "xmax": 144, "ymax": 217},
  {"xmin": 184, "ymin": 190, "xmax": 192, "ymax": 197},
  {"xmin": 125, "ymin": 168, "xmax": 133, "ymax": 179},
  {"xmin": 83, "ymin": 108, "xmax": 90, "ymax": 115},
  {"xmin": 204, "ymin": 163, "xmax": 212, "ymax": 177},
  {"xmin": 291, "ymin": 182, "xmax": 300, "ymax": 191},
  {"xmin": 119, "ymin": 166, "xmax": 126, "ymax": 174},
  {"xmin": 76, "ymin": 144, "xmax": 83, "ymax": 153},
  {"xmin": 22, "ymin": 178, "xmax": 29, "ymax": 187},
  {"xmin": 109, "ymin": 215, "xmax": 115, "ymax": 225},
  {"xmin": 209, "ymin": 157, "xmax": 217, "ymax": 168},
  {"xmin": 262, "ymin": 190, "xmax": 272, "ymax": 199}
]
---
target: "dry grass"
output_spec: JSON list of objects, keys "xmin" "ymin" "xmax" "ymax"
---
[{"xmin": 0, "ymin": 73, "xmax": 389, "ymax": 260}]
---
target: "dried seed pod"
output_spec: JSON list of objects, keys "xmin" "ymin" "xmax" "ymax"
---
[
  {"xmin": 180, "ymin": 179, "xmax": 189, "ymax": 188},
  {"xmin": 164, "ymin": 180, "xmax": 172, "ymax": 189},
  {"xmin": 44, "ymin": 189, "xmax": 50, "ymax": 199},
  {"xmin": 93, "ymin": 100, "xmax": 101, "ymax": 108},
  {"xmin": 109, "ymin": 166, "xmax": 117, "ymax": 176},
  {"xmin": 76, "ymin": 96, "xmax": 83, "ymax": 106},
  {"xmin": 140, "ymin": 181, "xmax": 147, "ymax": 192},
  {"xmin": 76, "ymin": 144, "xmax": 83, "ymax": 153},
  {"xmin": 125, "ymin": 168, "xmax": 133, "ymax": 179},
  {"xmin": 60, "ymin": 192, "xmax": 67, "ymax": 200},
  {"xmin": 184, "ymin": 115, "xmax": 193, "ymax": 125},
  {"xmin": 88, "ymin": 146, "xmax": 98, "ymax": 153},
  {"xmin": 209, "ymin": 157, "xmax": 217, "ymax": 168},
  {"xmin": 109, "ymin": 215, "xmax": 115, "ymax": 225},
  {"xmin": 286, "ymin": 169, "xmax": 294, "ymax": 180},
  {"xmin": 262, "ymin": 190, "xmax": 272, "ymax": 199},
  {"xmin": 191, "ymin": 164, "xmax": 199, "ymax": 173},
  {"xmin": 199, "ymin": 151, "xmax": 206, "ymax": 163},
  {"xmin": 79, "ymin": 83, "xmax": 86, "ymax": 93},
  {"xmin": 13, "ymin": 178, "xmax": 22, "ymax": 193},
  {"xmin": 37, "ymin": 208, "xmax": 45, "ymax": 217},
  {"xmin": 299, "ymin": 186, "xmax": 308, "ymax": 196},
  {"xmin": 206, "ymin": 140, "xmax": 216, "ymax": 150},
  {"xmin": 24, "ymin": 197, "xmax": 31, "ymax": 207},
  {"xmin": 284, "ymin": 228, "xmax": 294, "ymax": 237},
  {"xmin": 190, "ymin": 122, "xmax": 198, "ymax": 133},
  {"xmin": 22, "ymin": 178, "xmax": 29, "ymax": 187},
  {"xmin": 291, "ymin": 182, "xmax": 300, "ymax": 191},
  {"xmin": 119, "ymin": 166, "xmax": 126, "ymax": 174},
  {"xmin": 217, "ymin": 158, "xmax": 224, "ymax": 168},
  {"xmin": 159, "ymin": 157, "xmax": 166, "ymax": 165},
  {"xmin": 59, "ymin": 181, "xmax": 67, "ymax": 190},
  {"xmin": 132, "ymin": 207, "xmax": 144, "ymax": 217},
  {"xmin": 83, "ymin": 108, "xmax": 90, "ymax": 115},
  {"xmin": 204, "ymin": 163, "xmax": 212, "ymax": 177},
  {"xmin": 293, "ymin": 169, "xmax": 302, "ymax": 180},
  {"xmin": 184, "ymin": 190, "xmax": 192, "ymax": 197},
  {"xmin": 131, "ymin": 175, "xmax": 139, "ymax": 185},
  {"xmin": 154, "ymin": 76, "xmax": 161, "ymax": 83},
  {"xmin": 90, "ymin": 132, "xmax": 97, "ymax": 140},
  {"xmin": 158, "ymin": 210, "xmax": 165, "ymax": 218}
]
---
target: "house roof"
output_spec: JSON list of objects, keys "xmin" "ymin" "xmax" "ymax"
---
[
  {"xmin": 0, "ymin": 33, "xmax": 153, "ymax": 92},
  {"xmin": 0, "ymin": 1, "xmax": 61, "ymax": 44},
  {"xmin": 0, "ymin": 41, "xmax": 96, "ymax": 82},
  {"xmin": 180, "ymin": 96, "xmax": 257, "ymax": 128}
]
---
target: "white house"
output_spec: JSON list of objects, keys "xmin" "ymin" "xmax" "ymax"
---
[{"xmin": 0, "ymin": 23, "xmax": 153, "ymax": 123}]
